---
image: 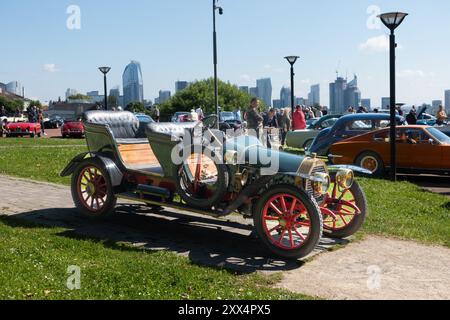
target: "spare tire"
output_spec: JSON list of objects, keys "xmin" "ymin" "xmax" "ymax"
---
[{"xmin": 175, "ymin": 146, "xmax": 229, "ymax": 209}]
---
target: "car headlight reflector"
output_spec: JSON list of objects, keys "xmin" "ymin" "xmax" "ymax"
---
[
  {"xmin": 312, "ymin": 172, "xmax": 331, "ymax": 195},
  {"xmin": 336, "ymin": 169, "xmax": 354, "ymax": 190}
]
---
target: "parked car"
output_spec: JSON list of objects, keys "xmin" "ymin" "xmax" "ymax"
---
[
  {"xmin": 171, "ymin": 112, "xmax": 190, "ymax": 123},
  {"xmin": 286, "ymin": 114, "xmax": 343, "ymax": 150},
  {"xmin": 330, "ymin": 125, "xmax": 450, "ymax": 176},
  {"xmin": 61, "ymin": 119, "xmax": 85, "ymax": 138},
  {"xmin": 309, "ymin": 113, "xmax": 406, "ymax": 157},
  {"xmin": 416, "ymin": 106, "xmax": 437, "ymax": 126},
  {"xmin": 61, "ymin": 111, "xmax": 369, "ymax": 259},
  {"xmin": 135, "ymin": 113, "xmax": 155, "ymax": 138},
  {"xmin": 45, "ymin": 115, "xmax": 65, "ymax": 129},
  {"xmin": 5, "ymin": 121, "xmax": 42, "ymax": 138},
  {"xmin": 219, "ymin": 111, "xmax": 243, "ymax": 131}
]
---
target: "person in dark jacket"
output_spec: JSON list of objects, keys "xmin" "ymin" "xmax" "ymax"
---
[
  {"xmin": 245, "ymin": 98, "xmax": 263, "ymax": 139},
  {"xmin": 406, "ymin": 109, "xmax": 417, "ymax": 125}
]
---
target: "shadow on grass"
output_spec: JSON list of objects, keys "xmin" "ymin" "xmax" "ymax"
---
[{"xmin": 0, "ymin": 206, "xmax": 347, "ymax": 274}]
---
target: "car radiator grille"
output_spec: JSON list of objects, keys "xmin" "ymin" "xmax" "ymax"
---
[{"xmin": 305, "ymin": 164, "xmax": 328, "ymax": 204}]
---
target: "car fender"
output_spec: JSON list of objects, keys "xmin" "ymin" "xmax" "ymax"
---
[
  {"xmin": 60, "ymin": 152, "xmax": 123, "ymax": 186},
  {"xmin": 327, "ymin": 164, "xmax": 372, "ymax": 175}
]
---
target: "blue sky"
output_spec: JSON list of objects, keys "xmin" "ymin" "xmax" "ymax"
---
[{"xmin": 1, "ymin": 0, "xmax": 449, "ymax": 107}]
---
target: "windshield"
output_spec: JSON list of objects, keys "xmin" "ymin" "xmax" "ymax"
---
[
  {"xmin": 427, "ymin": 127, "xmax": 450, "ymax": 144},
  {"xmin": 220, "ymin": 112, "xmax": 236, "ymax": 122},
  {"xmin": 137, "ymin": 115, "xmax": 154, "ymax": 123}
]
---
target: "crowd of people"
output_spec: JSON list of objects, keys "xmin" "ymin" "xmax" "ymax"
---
[{"xmin": 244, "ymin": 98, "xmax": 328, "ymax": 147}]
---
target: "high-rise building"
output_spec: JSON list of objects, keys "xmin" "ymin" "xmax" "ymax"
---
[
  {"xmin": 344, "ymin": 76, "xmax": 361, "ymax": 109},
  {"xmin": 256, "ymin": 78, "xmax": 272, "ymax": 107},
  {"xmin": 249, "ymin": 87, "xmax": 258, "ymax": 98},
  {"xmin": 86, "ymin": 91, "xmax": 104, "ymax": 103},
  {"xmin": 65, "ymin": 88, "xmax": 79, "ymax": 100},
  {"xmin": 431, "ymin": 100, "xmax": 442, "ymax": 114},
  {"xmin": 158, "ymin": 90, "xmax": 171, "ymax": 104},
  {"xmin": 0, "ymin": 82, "xmax": 6, "ymax": 93},
  {"xmin": 123, "ymin": 61, "xmax": 144, "ymax": 108},
  {"xmin": 361, "ymin": 99, "xmax": 371, "ymax": 110},
  {"xmin": 381, "ymin": 97, "xmax": 390, "ymax": 109},
  {"xmin": 6, "ymin": 81, "xmax": 23, "ymax": 96},
  {"xmin": 308, "ymin": 84, "xmax": 320, "ymax": 107},
  {"xmin": 175, "ymin": 81, "xmax": 189, "ymax": 93},
  {"xmin": 280, "ymin": 87, "xmax": 291, "ymax": 108},
  {"xmin": 272, "ymin": 99, "xmax": 282, "ymax": 109},
  {"xmin": 329, "ymin": 77, "xmax": 346, "ymax": 114},
  {"xmin": 239, "ymin": 86, "xmax": 249, "ymax": 94},
  {"xmin": 445, "ymin": 90, "xmax": 450, "ymax": 111}
]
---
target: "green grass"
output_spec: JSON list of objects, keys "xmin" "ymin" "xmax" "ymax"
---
[
  {"xmin": 359, "ymin": 177, "xmax": 450, "ymax": 247},
  {"xmin": 0, "ymin": 143, "xmax": 86, "ymax": 185},
  {"xmin": 0, "ymin": 137, "xmax": 86, "ymax": 147},
  {"xmin": 0, "ymin": 217, "xmax": 309, "ymax": 300}
]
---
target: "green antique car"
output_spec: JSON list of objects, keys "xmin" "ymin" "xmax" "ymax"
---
[
  {"xmin": 286, "ymin": 114, "xmax": 342, "ymax": 149},
  {"xmin": 61, "ymin": 111, "xmax": 368, "ymax": 259}
]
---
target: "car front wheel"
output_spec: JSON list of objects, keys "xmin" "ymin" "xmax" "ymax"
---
[
  {"xmin": 71, "ymin": 158, "xmax": 117, "ymax": 219},
  {"xmin": 253, "ymin": 185, "xmax": 323, "ymax": 260}
]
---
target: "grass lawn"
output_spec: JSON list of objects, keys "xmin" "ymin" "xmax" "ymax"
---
[
  {"xmin": 0, "ymin": 217, "xmax": 307, "ymax": 300},
  {"xmin": 0, "ymin": 137, "xmax": 86, "ymax": 147}
]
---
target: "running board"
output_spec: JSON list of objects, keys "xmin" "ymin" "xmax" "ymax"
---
[{"xmin": 116, "ymin": 192, "xmax": 226, "ymax": 218}]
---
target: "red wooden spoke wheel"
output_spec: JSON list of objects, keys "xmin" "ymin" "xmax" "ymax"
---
[
  {"xmin": 77, "ymin": 166, "xmax": 108, "ymax": 212},
  {"xmin": 321, "ymin": 176, "xmax": 368, "ymax": 239},
  {"xmin": 254, "ymin": 185, "xmax": 323, "ymax": 260},
  {"xmin": 71, "ymin": 158, "xmax": 117, "ymax": 219},
  {"xmin": 262, "ymin": 194, "xmax": 311, "ymax": 250}
]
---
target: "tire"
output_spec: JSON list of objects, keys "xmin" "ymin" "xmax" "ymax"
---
[
  {"xmin": 322, "ymin": 174, "xmax": 368, "ymax": 239},
  {"xmin": 71, "ymin": 158, "xmax": 117, "ymax": 220},
  {"xmin": 175, "ymin": 147, "xmax": 229, "ymax": 209},
  {"xmin": 355, "ymin": 151, "xmax": 384, "ymax": 176},
  {"xmin": 30, "ymin": 131, "xmax": 36, "ymax": 138},
  {"xmin": 302, "ymin": 139, "xmax": 314, "ymax": 150},
  {"xmin": 253, "ymin": 185, "xmax": 323, "ymax": 260}
]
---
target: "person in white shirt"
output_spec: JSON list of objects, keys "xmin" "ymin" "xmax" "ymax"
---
[
  {"xmin": 195, "ymin": 107, "xmax": 204, "ymax": 120},
  {"xmin": 191, "ymin": 109, "xmax": 199, "ymax": 122}
]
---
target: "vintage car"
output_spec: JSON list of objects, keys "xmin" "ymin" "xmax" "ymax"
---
[
  {"xmin": 286, "ymin": 114, "xmax": 343, "ymax": 150},
  {"xmin": 5, "ymin": 121, "xmax": 42, "ymax": 138},
  {"xmin": 61, "ymin": 111, "xmax": 369, "ymax": 259},
  {"xmin": 330, "ymin": 125, "xmax": 450, "ymax": 176},
  {"xmin": 44, "ymin": 115, "xmax": 65, "ymax": 129},
  {"xmin": 309, "ymin": 113, "xmax": 406, "ymax": 157},
  {"xmin": 61, "ymin": 119, "xmax": 85, "ymax": 138},
  {"xmin": 171, "ymin": 112, "xmax": 191, "ymax": 123}
]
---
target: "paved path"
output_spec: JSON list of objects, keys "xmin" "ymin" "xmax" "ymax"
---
[{"xmin": 1, "ymin": 175, "xmax": 449, "ymax": 300}]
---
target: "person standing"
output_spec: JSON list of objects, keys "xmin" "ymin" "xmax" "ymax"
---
[
  {"xmin": 196, "ymin": 107, "xmax": 204, "ymax": 121},
  {"xmin": 292, "ymin": 105, "xmax": 306, "ymax": 131},
  {"xmin": 0, "ymin": 106, "xmax": 6, "ymax": 117},
  {"xmin": 279, "ymin": 108, "xmax": 291, "ymax": 147},
  {"xmin": 263, "ymin": 108, "xmax": 279, "ymax": 149},
  {"xmin": 436, "ymin": 105, "xmax": 447, "ymax": 126},
  {"xmin": 154, "ymin": 106, "xmax": 161, "ymax": 122},
  {"xmin": 38, "ymin": 108, "xmax": 46, "ymax": 136},
  {"xmin": 406, "ymin": 109, "xmax": 418, "ymax": 125},
  {"xmin": 245, "ymin": 98, "xmax": 263, "ymax": 139}
]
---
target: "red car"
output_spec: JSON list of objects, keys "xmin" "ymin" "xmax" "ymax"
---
[
  {"xmin": 61, "ymin": 120, "xmax": 85, "ymax": 138},
  {"xmin": 5, "ymin": 122, "xmax": 42, "ymax": 138}
]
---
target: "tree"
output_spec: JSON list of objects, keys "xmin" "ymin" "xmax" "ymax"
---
[
  {"xmin": 0, "ymin": 96, "xmax": 24, "ymax": 114},
  {"xmin": 29, "ymin": 100, "xmax": 42, "ymax": 109},
  {"xmin": 68, "ymin": 94, "xmax": 92, "ymax": 101},
  {"xmin": 126, "ymin": 102, "xmax": 146, "ymax": 114},
  {"xmin": 159, "ymin": 78, "xmax": 262, "ymax": 116},
  {"xmin": 108, "ymin": 95, "xmax": 118, "ymax": 108}
]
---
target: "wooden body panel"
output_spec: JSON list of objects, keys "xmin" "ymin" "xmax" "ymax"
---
[{"xmin": 118, "ymin": 143, "xmax": 160, "ymax": 167}]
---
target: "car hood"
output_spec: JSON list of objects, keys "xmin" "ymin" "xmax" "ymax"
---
[
  {"xmin": 6, "ymin": 122, "xmax": 35, "ymax": 129},
  {"xmin": 225, "ymin": 136, "xmax": 304, "ymax": 173}
]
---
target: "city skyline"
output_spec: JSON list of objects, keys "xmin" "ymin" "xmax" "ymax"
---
[{"xmin": 1, "ymin": 1, "xmax": 450, "ymax": 107}]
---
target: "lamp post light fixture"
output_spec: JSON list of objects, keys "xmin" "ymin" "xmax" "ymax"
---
[
  {"xmin": 285, "ymin": 56, "xmax": 300, "ymax": 130},
  {"xmin": 99, "ymin": 66, "xmax": 111, "ymax": 111},
  {"xmin": 213, "ymin": 0, "xmax": 223, "ymax": 129},
  {"xmin": 378, "ymin": 12, "xmax": 408, "ymax": 182}
]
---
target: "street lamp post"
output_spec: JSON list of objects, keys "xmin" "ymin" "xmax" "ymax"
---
[
  {"xmin": 378, "ymin": 12, "xmax": 408, "ymax": 182},
  {"xmin": 213, "ymin": 0, "xmax": 223, "ymax": 129},
  {"xmin": 99, "ymin": 67, "xmax": 111, "ymax": 111},
  {"xmin": 285, "ymin": 56, "xmax": 300, "ymax": 130}
]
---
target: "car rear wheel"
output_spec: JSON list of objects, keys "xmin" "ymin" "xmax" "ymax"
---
[
  {"xmin": 253, "ymin": 185, "xmax": 323, "ymax": 260},
  {"xmin": 322, "ymin": 173, "xmax": 368, "ymax": 239},
  {"xmin": 356, "ymin": 152, "xmax": 384, "ymax": 176},
  {"xmin": 71, "ymin": 158, "xmax": 117, "ymax": 219}
]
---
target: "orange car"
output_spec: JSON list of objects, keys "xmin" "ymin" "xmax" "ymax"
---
[{"xmin": 330, "ymin": 126, "xmax": 450, "ymax": 176}]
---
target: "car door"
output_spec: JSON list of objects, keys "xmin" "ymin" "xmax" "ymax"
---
[
  {"xmin": 399, "ymin": 128, "xmax": 440, "ymax": 170},
  {"xmin": 395, "ymin": 128, "xmax": 415, "ymax": 169}
]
